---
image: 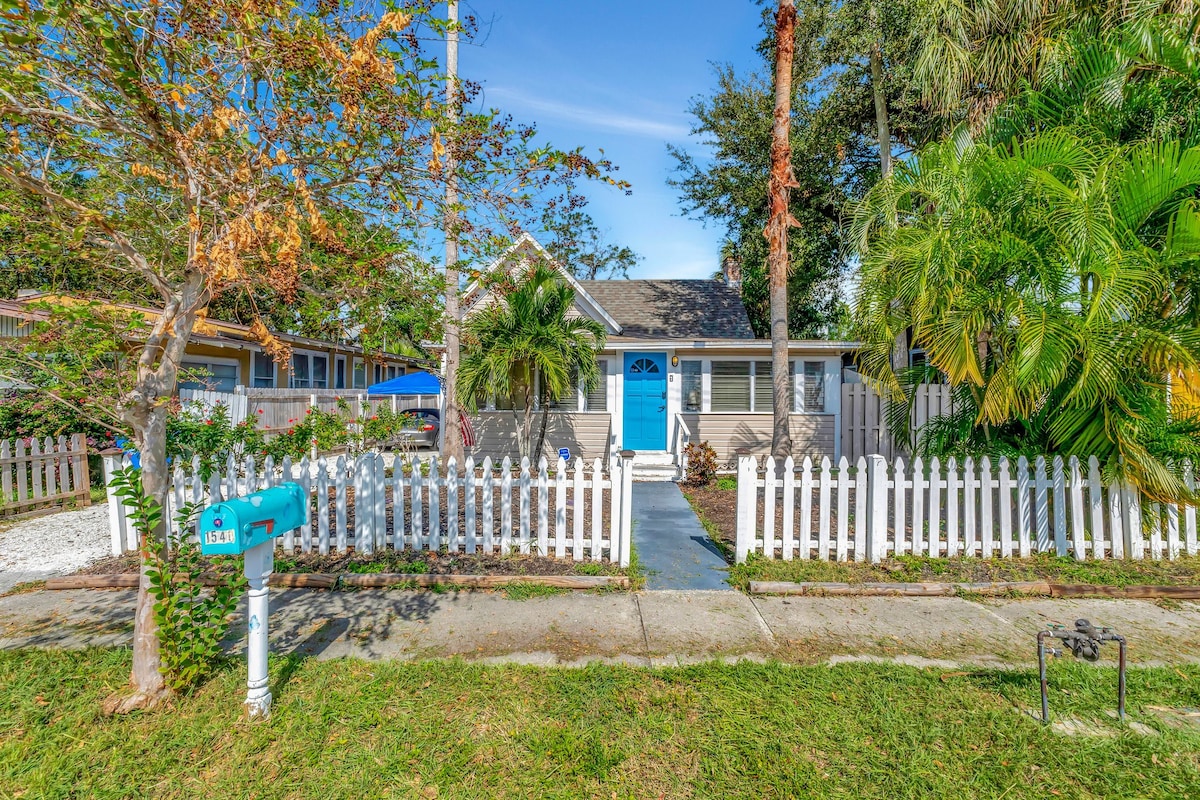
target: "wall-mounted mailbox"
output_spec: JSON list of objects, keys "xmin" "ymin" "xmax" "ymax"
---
[{"xmin": 198, "ymin": 483, "xmax": 307, "ymax": 556}]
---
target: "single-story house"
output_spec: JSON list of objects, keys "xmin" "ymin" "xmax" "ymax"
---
[
  {"xmin": 458, "ymin": 234, "xmax": 856, "ymax": 475},
  {"xmin": 0, "ymin": 293, "xmax": 425, "ymax": 393}
]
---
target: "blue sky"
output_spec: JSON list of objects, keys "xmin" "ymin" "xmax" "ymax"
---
[{"xmin": 456, "ymin": 1, "xmax": 769, "ymax": 279}]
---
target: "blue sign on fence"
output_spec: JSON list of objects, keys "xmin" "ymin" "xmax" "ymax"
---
[{"xmin": 558, "ymin": 447, "xmax": 571, "ymax": 462}]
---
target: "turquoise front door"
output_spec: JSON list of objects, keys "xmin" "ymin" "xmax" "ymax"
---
[{"xmin": 622, "ymin": 352, "xmax": 668, "ymax": 451}]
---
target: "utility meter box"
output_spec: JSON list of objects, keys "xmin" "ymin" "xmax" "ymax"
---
[{"xmin": 198, "ymin": 483, "xmax": 308, "ymax": 556}]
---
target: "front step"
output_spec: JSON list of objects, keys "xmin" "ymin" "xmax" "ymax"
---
[{"xmin": 624, "ymin": 451, "xmax": 680, "ymax": 482}]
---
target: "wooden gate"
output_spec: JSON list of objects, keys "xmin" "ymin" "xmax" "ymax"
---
[{"xmin": 0, "ymin": 434, "xmax": 91, "ymax": 517}]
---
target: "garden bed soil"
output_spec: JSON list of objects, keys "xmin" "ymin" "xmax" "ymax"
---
[
  {"xmin": 78, "ymin": 549, "xmax": 621, "ymax": 579},
  {"xmin": 683, "ymin": 482, "xmax": 1200, "ymax": 588}
]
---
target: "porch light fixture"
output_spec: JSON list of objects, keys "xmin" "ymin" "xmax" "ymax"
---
[{"xmin": 670, "ymin": 355, "xmax": 679, "ymax": 367}]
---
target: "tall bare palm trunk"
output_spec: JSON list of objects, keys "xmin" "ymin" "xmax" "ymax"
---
[{"xmin": 767, "ymin": 0, "xmax": 797, "ymax": 460}]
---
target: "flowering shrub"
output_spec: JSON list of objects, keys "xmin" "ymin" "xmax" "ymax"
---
[{"xmin": 166, "ymin": 402, "xmax": 265, "ymax": 478}]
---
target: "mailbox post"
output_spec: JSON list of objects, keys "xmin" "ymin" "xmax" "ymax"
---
[{"xmin": 198, "ymin": 482, "xmax": 307, "ymax": 720}]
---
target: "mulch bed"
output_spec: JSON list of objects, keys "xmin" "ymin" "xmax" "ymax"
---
[{"xmin": 79, "ymin": 549, "xmax": 619, "ymax": 578}]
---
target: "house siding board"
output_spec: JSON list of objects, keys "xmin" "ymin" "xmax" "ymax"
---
[
  {"xmin": 469, "ymin": 412, "xmax": 611, "ymax": 461},
  {"xmin": 681, "ymin": 413, "xmax": 835, "ymax": 466}
]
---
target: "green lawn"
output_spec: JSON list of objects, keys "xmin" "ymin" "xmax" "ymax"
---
[
  {"xmin": 3, "ymin": 650, "xmax": 1200, "ymax": 798},
  {"xmin": 728, "ymin": 552, "xmax": 1200, "ymax": 591}
]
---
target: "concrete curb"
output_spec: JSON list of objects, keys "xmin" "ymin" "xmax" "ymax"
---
[
  {"xmin": 43, "ymin": 573, "xmax": 629, "ymax": 591},
  {"xmin": 749, "ymin": 580, "xmax": 1200, "ymax": 599}
]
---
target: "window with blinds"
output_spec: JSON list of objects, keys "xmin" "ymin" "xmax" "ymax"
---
[
  {"xmin": 753, "ymin": 361, "xmax": 774, "ymax": 411},
  {"xmin": 803, "ymin": 361, "xmax": 826, "ymax": 412},
  {"xmin": 681, "ymin": 360, "xmax": 702, "ymax": 412},
  {"xmin": 585, "ymin": 359, "xmax": 607, "ymax": 411},
  {"xmin": 711, "ymin": 361, "xmax": 751, "ymax": 411}
]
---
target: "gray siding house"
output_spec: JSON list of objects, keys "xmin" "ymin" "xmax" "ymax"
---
[{"xmin": 460, "ymin": 234, "xmax": 854, "ymax": 475}]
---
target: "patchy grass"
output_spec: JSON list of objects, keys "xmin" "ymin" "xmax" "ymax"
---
[
  {"xmin": 729, "ymin": 552, "xmax": 1200, "ymax": 591},
  {"xmin": 0, "ymin": 580, "xmax": 45, "ymax": 597},
  {"xmin": 2, "ymin": 649, "xmax": 1200, "ymax": 798},
  {"xmin": 502, "ymin": 582, "xmax": 571, "ymax": 601}
]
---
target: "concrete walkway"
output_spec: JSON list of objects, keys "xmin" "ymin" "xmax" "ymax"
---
[
  {"xmin": 630, "ymin": 482, "xmax": 731, "ymax": 590},
  {"xmin": 5, "ymin": 587, "xmax": 1200, "ymax": 667}
]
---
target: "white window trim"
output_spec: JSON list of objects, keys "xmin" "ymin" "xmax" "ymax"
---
[
  {"xmin": 180, "ymin": 355, "xmax": 242, "ymax": 391},
  {"xmin": 289, "ymin": 349, "xmax": 331, "ymax": 389},
  {"xmin": 334, "ymin": 355, "xmax": 347, "ymax": 390}
]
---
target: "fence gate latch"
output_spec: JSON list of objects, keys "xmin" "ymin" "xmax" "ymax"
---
[{"xmin": 1037, "ymin": 619, "xmax": 1127, "ymax": 724}]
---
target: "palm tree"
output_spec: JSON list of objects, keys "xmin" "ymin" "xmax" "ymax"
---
[
  {"xmin": 458, "ymin": 262, "xmax": 607, "ymax": 461},
  {"xmin": 913, "ymin": 0, "xmax": 1183, "ymax": 123},
  {"xmin": 850, "ymin": 25, "xmax": 1200, "ymax": 500}
]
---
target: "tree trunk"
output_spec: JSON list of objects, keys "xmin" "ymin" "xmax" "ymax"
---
[
  {"xmin": 870, "ymin": 41, "xmax": 892, "ymax": 178},
  {"xmin": 869, "ymin": 6, "xmax": 904, "ymax": 373},
  {"xmin": 105, "ymin": 280, "xmax": 207, "ymax": 713},
  {"xmin": 441, "ymin": 0, "xmax": 464, "ymax": 464},
  {"xmin": 519, "ymin": 378, "xmax": 534, "ymax": 462},
  {"xmin": 766, "ymin": 0, "xmax": 797, "ymax": 461},
  {"xmin": 534, "ymin": 389, "xmax": 551, "ymax": 462}
]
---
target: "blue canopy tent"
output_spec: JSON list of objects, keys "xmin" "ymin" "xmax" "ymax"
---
[{"xmin": 365, "ymin": 370, "xmax": 442, "ymax": 399}]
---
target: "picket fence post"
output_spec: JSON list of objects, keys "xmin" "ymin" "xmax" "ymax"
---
[
  {"xmin": 101, "ymin": 449, "xmax": 126, "ymax": 555},
  {"xmin": 619, "ymin": 455, "xmax": 634, "ymax": 568},
  {"xmin": 866, "ymin": 454, "xmax": 888, "ymax": 563},
  {"xmin": 735, "ymin": 455, "xmax": 755, "ymax": 563}
]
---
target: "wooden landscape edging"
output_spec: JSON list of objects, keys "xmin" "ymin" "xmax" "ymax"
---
[
  {"xmin": 749, "ymin": 580, "xmax": 1200, "ymax": 599},
  {"xmin": 44, "ymin": 572, "xmax": 629, "ymax": 591}
]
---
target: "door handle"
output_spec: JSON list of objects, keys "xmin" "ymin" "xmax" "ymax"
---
[{"xmin": 658, "ymin": 405, "xmax": 665, "ymax": 412}]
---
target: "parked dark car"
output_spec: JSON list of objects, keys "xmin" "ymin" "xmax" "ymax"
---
[{"xmin": 398, "ymin": 408, "xmax": 440, "ymax": 449}]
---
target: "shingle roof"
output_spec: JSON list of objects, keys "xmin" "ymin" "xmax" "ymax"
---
[{"xmin": 576, "ymin": 280, "xmax": 755, "ymax": 340}]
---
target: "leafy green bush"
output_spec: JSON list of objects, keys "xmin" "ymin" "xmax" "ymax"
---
[
  {"xmin": 108, "ymin": 467, "xmax": 244, "ymax": 692},
  {"xmin": 167, "ymin": 402, "xmax": 265, "ymax": 478},
  {"xmin": 263, "ymin": 399, "xmax": 416, "ymax": 461}
]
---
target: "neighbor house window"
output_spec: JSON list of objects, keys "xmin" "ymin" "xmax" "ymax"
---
[
  {"xmin": 179, "ymin": 360, "xmax": 238, "ymax": 392},
  {"xmin": 681, "ymin": 360, "xmax": 701, "ymax": 412},
  {"xmin": 335, "ymin": 356, "xmax": 347, "ymax": 390},
  {"xmin": 801, "ymin": 361, "xmax": 826, "ymax": 412},
  {"xmin": 584, "ymin": 359, "xmax": 608, "ymax": 411},
  {"xmin": 352, "ymin": 359, "xmax": 366, "ymax": 389},
  {"xmin": 711, "ymin": 361, "xmax": 751, "ymax": 411},
  {"xmin": 289, "ymin": 352, "xmax": 329, "ymax": 389},
  {"xmin": 252, "ymin": 352, "xmax": 276, "ymax": 388}
]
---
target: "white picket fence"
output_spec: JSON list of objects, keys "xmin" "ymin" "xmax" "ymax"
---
[
  {"xmin": 103, "ymin": 451, "xmax": 634, "ymax": 566},
  {"xmin": 736, "ymin": 454, "xmax": 1199, "ymax": 564}
]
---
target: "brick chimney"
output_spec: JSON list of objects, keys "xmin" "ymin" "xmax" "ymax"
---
[{"xmin": 721, "ymin": 255, "xmax": 742, "ymax": 290}]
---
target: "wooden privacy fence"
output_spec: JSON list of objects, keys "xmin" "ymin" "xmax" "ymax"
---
[
  {"xmin": 103, "ymin": 451, "xmax": 634, "ymax": 566},
  {"xmin": 0, "ymin": 434, "xmax": 91, "ymax": 517},
  {"xmin": 180, "ymin": 388, "xmax": 432, "ymax": 432},
  {"xmin": 736, "ymin": 454, "xmax": 1198, "ymax": 564},
  {"xmin": 840, "ymin": 383, "xmax": 954, "ymax": 461}
]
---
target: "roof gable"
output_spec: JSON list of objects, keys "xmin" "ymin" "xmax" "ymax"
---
[{"xmin": 463, "ymin": 233, "xmax": 622, "ymax": 334}]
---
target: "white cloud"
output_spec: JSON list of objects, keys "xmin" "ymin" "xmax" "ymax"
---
[{"xmin": 486, "ymin": 87, "xmax": 691, "ymax": 140}]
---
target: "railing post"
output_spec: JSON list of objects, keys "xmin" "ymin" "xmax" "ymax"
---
[
  {"xmin": 736, "ymin": 455, "xmax": 756, "ymax": 563},
  {"xmin": 100, "ymin": 447, "xmax": 126, "ymax": 556},
  {"xmin": 867, "ymin": 454, "xmax": 888, "ymax": 563}
]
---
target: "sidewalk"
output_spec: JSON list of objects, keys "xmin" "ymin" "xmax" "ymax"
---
[{"xmin": 4, "ymin": 587, "xmax": 1200, "ymax": 667}]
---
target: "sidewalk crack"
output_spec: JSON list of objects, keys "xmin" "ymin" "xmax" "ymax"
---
[
  {"xmin": 633, "ymin": 594, "xmax": 652, "ymax": 666},
  {"xmin": 748, "ymin": 595, "xmax": 778, "ymax": 646}
]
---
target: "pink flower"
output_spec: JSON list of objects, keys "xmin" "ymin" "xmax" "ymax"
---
[
  {"xmin": 205, "ymin": 420, "xmax": 213, "ymax": 426},
  {"xmin": 257, "ymin": 409, "xmax": 264, "ymax": 415}
]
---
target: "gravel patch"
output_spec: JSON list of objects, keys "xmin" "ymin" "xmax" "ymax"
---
[{"xmin": 0, "ymin": 505, "xmax": 111, "ymax": 593}]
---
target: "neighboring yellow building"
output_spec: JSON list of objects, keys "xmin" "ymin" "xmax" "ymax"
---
[
  {"xmin": 0, "ymin": 293, "xmax": 427, "ymax": 392},
  {"xmin": 1175, "ymin": 368, "xmax": 1200, "ymax": 420}
]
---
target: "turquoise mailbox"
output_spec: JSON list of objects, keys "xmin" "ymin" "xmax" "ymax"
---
[{"xmin": 198, "ymin": 483, "xmax": 308, "ymax": 556}]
